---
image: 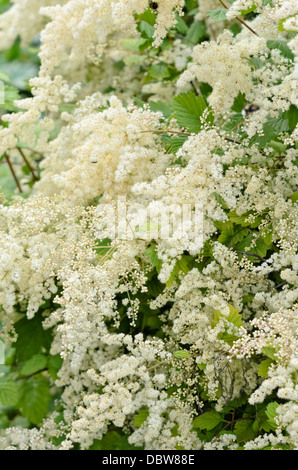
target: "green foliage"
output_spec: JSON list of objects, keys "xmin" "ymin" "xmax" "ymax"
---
[
  {"xmin": 170, "ymin": 91, "xmax": 213, "ymax": 133},
  {"xmin": 19, "ymin": 354, "xmax": 47, "ymax": 376},
  {"xmin": 265, "ymin": 402, "xmax": 279, "ymax": 430},
  {"xmin": 192, "ymin": 410, "xmax": 223, "ymax": 430},
  {"xmin": 17, "ymin": 375, "xmax": 51, "ymax": 425},
  {"xmin": 0, "ymin": 84, "xmax": 20, "ymax": 111},
  {"xmin": 207, "ymin": 9, "xmax": 227, "ymax": 22},
  {"xmin": 14, "ymin": 313, "xmax": 52, "ymax": 362},
  {"xmin": 257, "ymin": 358, "xmax": 273, "ymax": 378},
  {"xmin": 261, "ymin": 346, "xmax": 277, "ymax": 361},
  {"xmin": 234, "ymin": 419, "xmax": 258, "ymax": 443},
  {"xmin": 267, "ymin": 40, "xmax": 294, "ymax": 60},
  {"xmin": 134, "ymin": 408, "xmax": 149, "ymax": 428},
  {"xmin": 0, "ymin": 0, "xmax": 297, "ymax": 452},
  {"xmin": 0, "ymin": 378, "xmax": 20, "ymax": 406},
  {"xmin": 211, "ymin": 304, "xmax": 244, "ymax": 346},
  {"xmin": 173, "ymin": 350, "xmax": 191, "ymax": 359},
  {"xmin": 90, "ymin": 431, "xmax": 141, "ymax": 450}
]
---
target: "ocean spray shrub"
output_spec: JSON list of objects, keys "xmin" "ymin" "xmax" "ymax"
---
[{"xmin": 0, "ymin": 0, "xmax": 297, "ymax": 450}]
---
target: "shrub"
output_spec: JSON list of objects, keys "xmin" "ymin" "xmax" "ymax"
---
[{"xmin": 0, "ymin": 0, "xmax": 297, "ymax": 450}]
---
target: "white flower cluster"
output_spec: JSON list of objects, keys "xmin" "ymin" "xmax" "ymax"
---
[
  {"xmin": 0, "ymin": 0, "xmax": 297, "ymax": 451},
  {"xmin": 177, "ymin": 30, "xmax": 266, "ymax": 112}
]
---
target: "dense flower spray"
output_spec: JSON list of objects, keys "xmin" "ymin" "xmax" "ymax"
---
[{"xmin": 0, "ymin": 0, "xmax": 297, "ymax": 450}]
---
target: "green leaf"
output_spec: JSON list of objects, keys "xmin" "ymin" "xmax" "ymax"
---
[
  {"xmin": 212, "ymin": 304, "xmax": 243, "ymax": 329},
  {"xmin": 19, "ymin": 354, "xmax": 48, "ymax": 377},
  {"xmin": 235, "ymin": 234, "xmax": 271, "ymax": 259},
  {"xmin": 165, "ymin": 134, "xmax": 188, "ymax": 155},
  {"xmin": 0, "ymin": 414, "xmax": 10, "ymax": 429},
  {"xmin": 89, "ymin": 439, "xmax": 102, "ymax": 450},
  {"xmin": 290, "ymin": 191, "xmax": 298, "ymax": 203},
  {"xmin": 146, "ymin": 273, "xmax": 164, "ymax": 297},
  {"xmin": 213, "ymin": 192, "xmax": 229, "ymax": 210},
  {"xmin": 185, "ymin": 21, "xmax": 206, "ymax": 44},
  {"xmin": 285, "ymin": 105, "xmax": 298, "ymax": 132},
  {"xmin": 262, "ymin": 346, "xmax": 277, "ymax": 361},
  {"xmin": 231, "ymin": 92, "xmax": 247, "ymax": 113},
  {"xmin": 149, "ymin": 100, "xmax": 172, "ymax": 119},
  {"xmin": 166, "ymin": 255, "xmax": 193, "ymax": 287},
  {"xmin": 234, "ymin": 419, "xmax": 258, "ymax": 443},
  {"xmin": 238, "ymin": 2, "xmax": 258, "ymax": 15},
  {"xmin": 148, "ymin": 62, "xmax": 170, "ymax": 79},
  {"xmin": 175, "ymin": 15, "xmax": 188, "ymax": 35},
  {"xmin": 268, "ymin": 140, "xmax": 287, "ymax": 154},
  {"xmin": 207, "ymin": 9, "xmax": 227, "ymax": 21},
  {"xmin": 139, "ymin": 21, "xmax": 155, "ymax": 39},
  {"xmin": 263, "ymin": 226, "xmax": 272, "ymax": 245},
  {"xmin": 230, "ymin": 228, "xmax": 251, "ymax": 246},
  {"xmin": 265, "ymin": 402, "xmax": 279, "ymax": 430},
  {"xmin": 211, "ymin": 305, "xmax": 244, "ymax": 346},
  {"xmin": 135, "ymin": 9, "xmax": 156, "ymax": 26},
  {"xmin": 0, "ymin": 85, "xmax": 20, "ymax": 111},
  {"xmin": 100, "ymin": 431, "xmax": 140, "ymax": 450},
  {"xmin": 0, "ymin": 163, "xmax": 18, "ymax": 200},
  {"xmin": 173, "ymin": 350, "xmax": 191, "ymax": 359},
  {"xmin": 14, "ymin": 314, "xmax": 52, "ymax": 362},
  {"xmin": 123, "ymin": 55, "xmax": 146, "ymax": 66},
  {"xmin": 134, "ymin": 408, "xmax": 149, "ymax": 428},
  {"xmin": 228, "ymin": 210, "xmax": 251, "ymax": 225},
  {"xmin": 267, "ymin": 40, "xmax": 294, "ymax": 60},
  {"xmin": 94, "ymin": 238, "xmax": 111, "ymax": 256},
  {"xmin": 144, "ymin": 243, "xmax": 162, "ymax": 273},
  {"xmin": 254, "ymin": 237, "xmax": 272, "ymax": 258},
  {"xmin": 217, "ymin": 222, "xmax": 234, "ymax": 245},
  {"xmin": 18, "ymin": 376, "xmax": 51, "ymax": 424},
  {"xmin": 171, "ymin": 92, "xmax": 213, "ymax": 133},
  {"xmin": 258, "ymin": 358, "xmax": 273, "ymax": 378},
  {"xmin": 120, "ymin": 38, "xmax": 148, "ymax": 52},
  {"xmin": 48, "ymin": 354, "xmax": 63, "ymax": 381},
  {"xmin": 192, "ymin": 410, "xmax": 223, "ymax": 430},
  {"xmin": 0, "ymin": 378, "xmax": 20, "ymax": 406},
  {"xmin": 224, "ymin": 112, "xmax": 243, "ymax": 132}
]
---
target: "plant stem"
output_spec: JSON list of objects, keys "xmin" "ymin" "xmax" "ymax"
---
[
  {"xmin": 141, "ymin": 129, "xmax": 191, "ymax": 136},
  {"xmin": 235, "ymin": 250, "xmax": 264, "ymax": 261},
  {"xmin": 16, "ymin": 368, "xmax": 48, "ymax": 381},
  {"xmin": 218, "ymin": 0, "xmax": 259, "ymax": 36},
  {"xmin": 144, "ymin": 129, "xmax": 242, "ymax": 146},
  {"xmin": 4, "ymin": 153, "xmax": 23, "ymax": 193},
  {"xmin": 17, "ymin": 147, "xmax": 39, "ymax": 181}
]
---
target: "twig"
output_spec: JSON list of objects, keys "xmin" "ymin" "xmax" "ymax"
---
[
  {"xmin": 142, "ymin": 129, "xmax": 242, "ymax": 145},
  {"xmin": 218, "ymin": 0, "xmax": 259, "ymax": 36},
  {"xmin": 225, "ymin": 136, "xmax": 242, "ymax": 144},
  {"xmin": 16, "ymin": 368, "xmax": 48, "ymax": 381},
  {"xmin": 234, "ymin": 250, "xmax": 264, "ymax": 261},
  {"xmin": 17, "ymin": 147, "xmax": 39, "ymax": 181},
  {"xmin": 274, "ymin": 281, "xmax": 288, "ymax": 290},
  {"xmin": 141, "ymin": 129, "xmax": 191, "ymax": 136},
  {"xmin": 4, "ymin": 153, "xmax": 23, "ymax": 193},
  {"xmin": 216, "ymin": 416, "xmax": 255, "ymax": 438}
]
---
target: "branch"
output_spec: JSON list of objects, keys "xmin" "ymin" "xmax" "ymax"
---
[
  {"xmin": 218, "ymin": 0, "xmax": 259, "ymax": 37},
  {"xmin": 234, "ymin": 250, "xmax": 265, "ymax": 261},
  {"xmin": 17, "ymin": 147, "xmax": 39, "ymax": 181},
  {"xmin": 142, "ymin": 129, "xmax": 242, "ymax": 144},
  {"xmin": 4, "ymin": 153, "xmax": 23, "ymax": 193},
  {"xmin": 16, "ymin": 368, "xmax": 48, "ymax": 381}
]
